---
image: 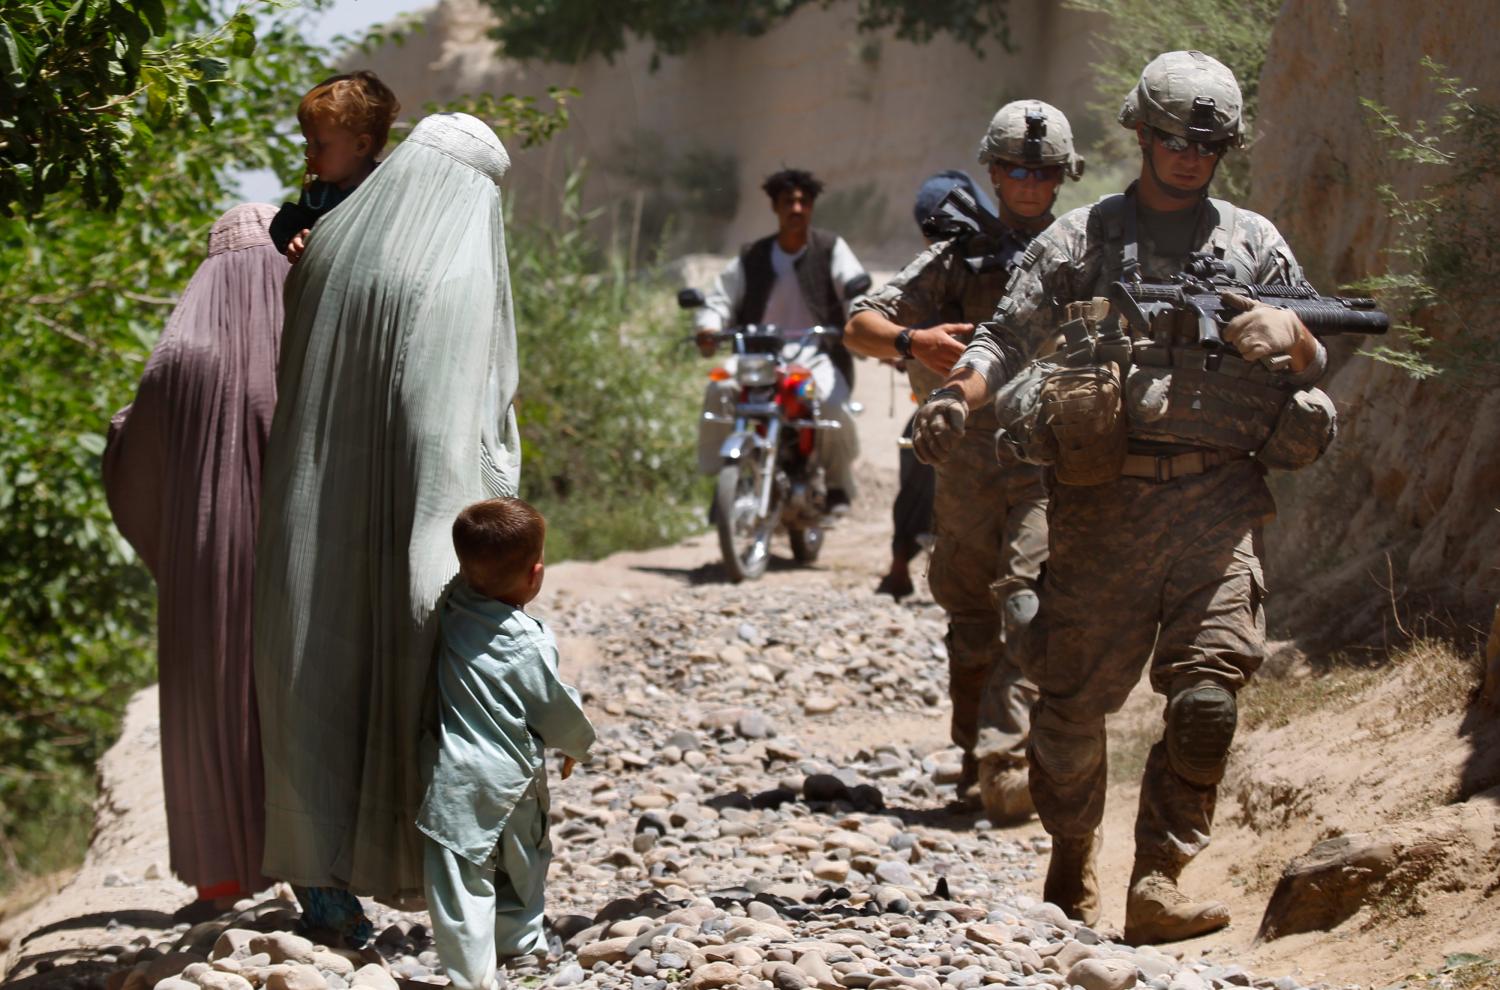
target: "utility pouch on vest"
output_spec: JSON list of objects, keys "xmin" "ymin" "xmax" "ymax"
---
[
  {"xmin": 994, "ymin": 360, "xmax": 1061, "ymax": 467},
  {"xmin": 1041, "ymin": 362, "xmax": 1128, "ymax": 486},
  {"xmin": 1123, "ymin": 357, "xmax": 1289, "ymax": 453},
  {"xmin": 1257, "ymin": 386, "xmax": 1337, "ymax": 470}
]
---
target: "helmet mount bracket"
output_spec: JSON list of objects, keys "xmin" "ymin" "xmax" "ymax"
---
[
  {"xmin": 1186, "ymin": 96, "xmax": 1217, "ymax": 142},
  {"xmin": 1023, "ymin": 108, "xmax": 1047, "ymax": 166}
]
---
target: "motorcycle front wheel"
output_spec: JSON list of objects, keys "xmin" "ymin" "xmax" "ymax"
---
[
  {"xmin": 715, "ymin": 461, "xmax": 774, "ymax": 582},
  {"xmin": 787, "ymin": 525, "xmax": 823, "ymax": 564}
]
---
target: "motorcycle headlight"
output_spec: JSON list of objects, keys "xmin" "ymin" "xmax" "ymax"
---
[{"xmin": 735, "ymin": 355, "xmax": 778, "ymax": 387}]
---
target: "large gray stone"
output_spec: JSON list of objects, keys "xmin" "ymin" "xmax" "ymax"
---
[
  {"xmin": 265, "ymin": 965, "xmax": 328, "ymax": 990},
  {"xmin": 1066, "ymin": 958, "xmax": 1138, "ymax": 990},
  {"xmin": 247, "ymin": 934, "xmax": 315, "ymax": 966},
  {"xmin": 348, "ymin": 965, "xmax": 398, "ymax": 990}
]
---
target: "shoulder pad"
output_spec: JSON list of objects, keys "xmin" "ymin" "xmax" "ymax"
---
[{"xmin": 1090, "ymin": 193, "xmax": 1129, "ymax": 241}]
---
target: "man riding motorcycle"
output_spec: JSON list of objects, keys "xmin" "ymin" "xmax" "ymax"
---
[{"xmin": 695, "ymin": 168, "xmax": 870, "ymax": 513}]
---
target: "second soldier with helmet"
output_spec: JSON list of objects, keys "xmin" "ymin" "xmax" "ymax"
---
[{"xmin": 845, "ymin": 99, "xmax": 1083, "ymax": 825}]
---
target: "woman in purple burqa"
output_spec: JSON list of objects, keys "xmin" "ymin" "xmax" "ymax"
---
[{"xmin": 103, "ymin": 203, "xmax": 288, "ymax": 910}]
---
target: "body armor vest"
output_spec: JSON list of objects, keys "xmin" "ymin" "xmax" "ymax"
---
[{"xmin": 1086, "ymin": 191, "xmax": 1295, "ymax": 454}]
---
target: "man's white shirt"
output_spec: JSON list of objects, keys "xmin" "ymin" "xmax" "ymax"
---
[{"xmin": 695, "ymin": 236, "xmax": 865, "ymax": 332}]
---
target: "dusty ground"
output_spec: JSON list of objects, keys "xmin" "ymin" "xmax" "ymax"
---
[{"xmin": 4, "ymin": 358, "xmax": 1499, "ymax": 990}]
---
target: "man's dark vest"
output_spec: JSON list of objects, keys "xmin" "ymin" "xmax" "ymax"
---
[{"xmin": 734, "ymin": 228, "xmax": 854, "ymax": 384}]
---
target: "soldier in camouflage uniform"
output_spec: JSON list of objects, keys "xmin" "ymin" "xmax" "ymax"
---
[
  {"xmin": 913, "ymin": 52, "xmax": 1332, "ymax": 944},
  {"xmin": 846, "ymin": 101, "xmax": 1084, "ymax": 823}
]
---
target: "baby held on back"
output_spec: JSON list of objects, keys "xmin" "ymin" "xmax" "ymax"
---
[
  {"xmin": 270, "ymin": 70, "xmax": 400, "ymax": 264},
  {"xmin": 418, "ymin": 498, "xmax": 595, "ymax": 988}
]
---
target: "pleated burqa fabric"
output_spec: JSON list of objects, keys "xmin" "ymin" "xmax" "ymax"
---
[
  {"xmin": 103, "ymin": 203, "xmax": 287, "ymax": 895},
  {"xmin": 254, "ymin": 113, "xmax": 521, "ymax": 900}
]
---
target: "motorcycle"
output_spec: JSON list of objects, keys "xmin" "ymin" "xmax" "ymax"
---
[{"xmin": 678, "ymin": 287, "xmax": 844, "ymax": 582}]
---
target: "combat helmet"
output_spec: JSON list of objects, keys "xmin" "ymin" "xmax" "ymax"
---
[
  {"xmin": 1119, "ymin": 50, "xmax": 1245, "ymax": 147},
  {"xmin": 978, "ymin": 100, "xmax": 1085, "ymax": 180}
]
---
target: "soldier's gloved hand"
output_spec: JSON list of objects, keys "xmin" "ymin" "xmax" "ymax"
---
[
  {"xmin": 913, "ymin": 388, "xmax": 967, "ymax": 465},
  {"xmin": 1220, "ymin": 292, "xmax": 1308, "ymax": 362}
]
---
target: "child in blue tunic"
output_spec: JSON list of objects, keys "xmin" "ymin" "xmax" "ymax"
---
[{"xmin": 418, "ymin": 498, "xmax": 595, "ymax": 988}]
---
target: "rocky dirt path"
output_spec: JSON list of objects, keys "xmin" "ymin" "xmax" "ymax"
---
[{"xmin": 1, "ymin": 365, "xmax": 1329, "ymax": 990}]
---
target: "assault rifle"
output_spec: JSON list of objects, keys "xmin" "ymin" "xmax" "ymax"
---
[
  {"xmin": 917, "ymin": 188, "xmax": 1023, "ymax": 275},
  {"xmin": 1105, "ymin": 253, "xmax": 1389, "ymax": 370}
]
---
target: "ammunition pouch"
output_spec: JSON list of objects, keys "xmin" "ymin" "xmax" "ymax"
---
[
  {"xmin": 1123, "ymin": 352, "xmax": 1289, "ymax": 453},
  {"xmin": 1040, "ymin": 362, "xmax": 1128, "ymax": 486},
  {"xmin": 1257, "ymin": 386, "xmax": 1337, "ymax": 471},
  {"xmin": 994, "ymin": 359, "xmax": 1062, "ymax": 468}
]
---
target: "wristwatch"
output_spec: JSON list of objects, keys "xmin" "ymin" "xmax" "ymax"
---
[{"xmin": 894, "ymin": 328, "xmax": 914, "ymax": 360}]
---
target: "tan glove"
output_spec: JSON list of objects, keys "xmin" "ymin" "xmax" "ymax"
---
[
  {"xmin": 913, "ymin": 390, "xmax": 967, "ymax": 465},
  {"xmin": 1221, "ymin": 292, "xmax": 1305, "ymax": 362}
]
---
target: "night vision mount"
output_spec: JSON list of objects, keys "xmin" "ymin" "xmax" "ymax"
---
[
  {"xmin": 1185, "ymin": 96, "xmax": 1218, "ymax": 142},
  {"xmin": 1023, "ymin": 108, "xmax": 1047, "ymax": 165}
]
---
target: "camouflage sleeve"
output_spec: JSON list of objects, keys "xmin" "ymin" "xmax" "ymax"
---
[
  {"xmin": 953, "ymin": 214, "xmax": 1088, "ymax": 399},
  {"xmin": 1240, "ymin": 210, "xmax": 1329, "ymax": 386},
  {"xmin": 847, "ymin": 239, "xmax": 957, "ymax": 328},
  {"xmin": 1239, "ymin": 209, "xmax": 1311, "ymax": 290}
]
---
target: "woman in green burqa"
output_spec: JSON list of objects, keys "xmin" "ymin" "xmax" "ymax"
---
[{"xmin": 253, "ymin": 113, "xmax": 520, "ymax": 939}]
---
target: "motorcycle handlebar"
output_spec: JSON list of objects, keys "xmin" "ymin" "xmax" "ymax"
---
[{"xmin": 690, "ymin": 324, "xmax": 844, "ymax": 344}]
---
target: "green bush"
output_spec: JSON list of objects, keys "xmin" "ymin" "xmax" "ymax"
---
[
  {"xmin": 1357, "ymin": 59, "xmax": 1500, "ymax": 385},
  {"xmin": 510, "ymin": 168, "xmax": 709, "ymax": 562}
]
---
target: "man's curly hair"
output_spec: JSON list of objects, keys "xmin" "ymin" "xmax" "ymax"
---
[{"xmin": 762, "ymin": 168, "xmax": 824, "ymax": 203}]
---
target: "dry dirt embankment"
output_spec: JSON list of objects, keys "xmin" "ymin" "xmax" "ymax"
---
[
  {"xmin": 1251, "ymin": 0, "xmax": 1500, "ymax": 644},
  {"xmin": 3, "ymin": 345, "xmax": 1498, "ymax": 990}
]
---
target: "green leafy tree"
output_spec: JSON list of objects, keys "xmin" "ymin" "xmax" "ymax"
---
[
  {"xmin": 481, "ymin": 0, "xmax": 1013, "ymax": 67},
  {"xmin": 0, "ymin": 0, "xmax": 259, "ymax": 214},
  {"xmin": 1357, "ymin": 59, "xmax": 1500, "ymax": 385},
  {"xmin": 1062, "ymin": 0, "xmax": 1280, "ymax": 201},
  {"xmin": 0, "ymin": 0, "xmax": 338, "ymax": 889}
]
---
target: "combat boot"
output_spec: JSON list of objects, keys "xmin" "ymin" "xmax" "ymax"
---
[
  {"xmin": 1042, "ymin": 829, "xmax": 1100, "ymax": 926},
  {"xmin": 1123, "ymin": 858, "xmax": 1230, "ymax": 945},
  {"xmin": 953, "ymin": 752, "xmax": 982, "ymax": 809},
  {"xmin": 977, "ymin": 756, "xmax": 1034, "ymax": 826}
]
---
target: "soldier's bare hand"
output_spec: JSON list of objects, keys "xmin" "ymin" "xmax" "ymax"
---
[
  {"xmin": 913, "ymin": 390, "xmax": 967, "ymax": 465},
  {"xmin": 1221, "ymin": 292, "xmax": 1304, "ymax": 362},
  {"xmin": 912, "ymin": 323, "xmax": 973, "ymax": 375},
  {"xmin": 561, "ymin": 756, "xmax": 577, "ymax": 780}
]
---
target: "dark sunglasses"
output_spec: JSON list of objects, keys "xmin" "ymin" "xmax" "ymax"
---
[
  {"xmin": 1003, "ymin": 164, "xmax": 1064, "ymax": 182},
  {"xmin": 1151, "ymin": 127, "xmax": 1229, "ymax": 158}
]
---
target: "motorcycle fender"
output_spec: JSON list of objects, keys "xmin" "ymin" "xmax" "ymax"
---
[{"xmin": 719, "ymin": 430, "xmax": 765, "ymax": 464}]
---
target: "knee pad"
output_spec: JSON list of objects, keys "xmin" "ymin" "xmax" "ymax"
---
[
  {"xmin": 1001, "ymin": 588, "xmax": 1039, "ymax": 641},
  {"xmin": 1165, "ymin": 682, "xmax": 1238, "ymax": 786},
  {"xmin": 1029, "ymin": 720, "xmax": 1103, "ymax": 783}
]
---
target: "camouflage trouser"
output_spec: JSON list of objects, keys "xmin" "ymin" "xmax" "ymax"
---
[
  {"xmin": 1021, "ymin": 460, "xmax": 1271, "ymax": 871},
  {"xmin": 927, "ymin": 425, "xmax": 1048, "ymax": 769}
]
